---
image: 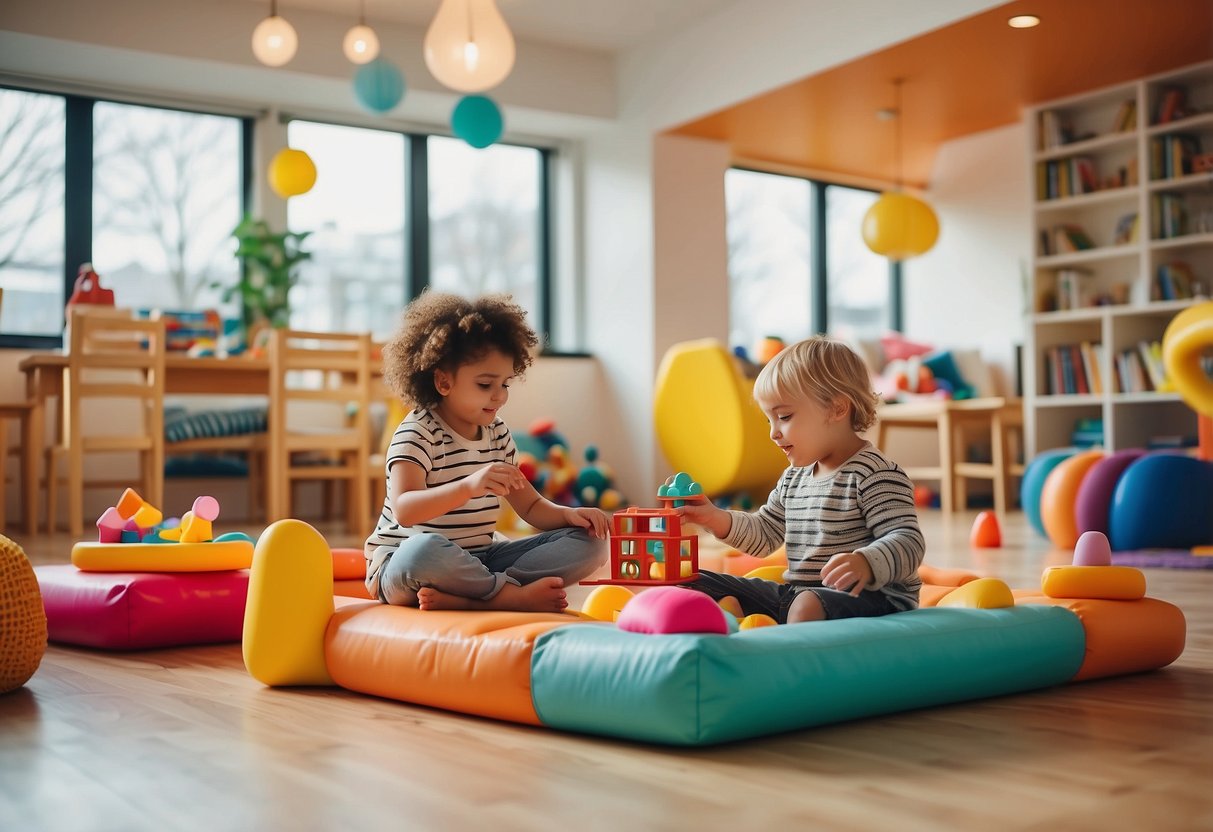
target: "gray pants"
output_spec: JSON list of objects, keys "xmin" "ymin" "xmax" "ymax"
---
[{"xmin": 376, "ymin": 527, "xmax": 606, "ymax": 606}]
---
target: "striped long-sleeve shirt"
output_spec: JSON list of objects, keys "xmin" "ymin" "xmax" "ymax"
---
[
  {"xmin": 363, "ymin": 407, "xmax": 516, "ymax": 597},
  {"xmin": 722, "ymin": 442, "xmax": 926, "ymax": 610}
]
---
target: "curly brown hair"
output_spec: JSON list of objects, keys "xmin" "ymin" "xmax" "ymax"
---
[{"xmin": 383, "ymin": 291, "xmax": 539, "ymax": 409}]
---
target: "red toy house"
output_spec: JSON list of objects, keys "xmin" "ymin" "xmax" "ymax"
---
[{"xmin": 583, "ymin": 498, "xmax": 699, "ymax": 586}]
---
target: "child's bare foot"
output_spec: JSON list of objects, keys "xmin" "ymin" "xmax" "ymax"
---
[
  {"xmin": 416, "ymin": 577, "xmax": 569, "ymax": 613},
  {"xmin": 487, "ymin": 577, "xmax": 568, "ymax": 613},
  {"xmin": 417, "ymin": 587, "xmax": 475, "ymax": 611}
]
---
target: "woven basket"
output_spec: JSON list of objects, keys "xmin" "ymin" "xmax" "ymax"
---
[{"xmin": 0, "ymin": 534, "xmax": 46, "ymax": 693}]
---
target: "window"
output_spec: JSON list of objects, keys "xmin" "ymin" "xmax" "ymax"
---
[
  {"xmin": 826, "ymin": 185, "xmax": 892, "ymax": 342},
  {"xmin": 285, "ymin": 121, "xmax": 551, "ymax": 342},
  {"xmin": 725, "ymin": 168, "xmax": 901, "ymax": 355},
  {"xmin": 428, "ymin": 136, "xmax": 543, "ymax": 320},
  {"xmin": 286, "ymin": 121, "xmax": 406, "ymax": 337},
  {"xmin": 724, "ymin": 168, "xmax": 812, "ymax": 355},
  {"xmin": 0, "ymin": 86, "xmax": 250, "ymax": 348},
  {"xmin": 93, "ymin": 102, "xmax": 243, "ymax": 317},
  {"xmin": 0, "ymin": 89, "xmax": 65, "ymax": 338}
]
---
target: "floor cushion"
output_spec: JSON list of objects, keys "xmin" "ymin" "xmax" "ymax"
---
[{"xmin": 35, "ymin": 564, "xmax": 249, "ymax": 650}]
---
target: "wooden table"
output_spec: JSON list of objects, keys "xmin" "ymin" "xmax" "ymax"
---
[
  {"xmin": 19, "ymin": 353, "xmax": 276, "ymax": 532},
  {"xmin": 876, "ymin": 397, "xmax": 1024, "ymax": 516}
]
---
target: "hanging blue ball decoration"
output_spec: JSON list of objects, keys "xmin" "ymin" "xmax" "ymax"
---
[
  {"xmin": 451, "ymin": 95, "xmax": 504, "ymax": 149},
  {"xmin": 353, "ymin": 58, "xmax": 406, "ymax": 113}
]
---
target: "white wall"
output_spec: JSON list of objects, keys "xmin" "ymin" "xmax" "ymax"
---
[{"xmin": 903, "ymin": 122, "xmax": 1032, "ymax": 397}]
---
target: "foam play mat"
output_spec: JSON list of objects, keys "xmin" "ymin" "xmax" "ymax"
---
[{"xmin": 243, "ymin": 521, "xmax": 1186, "ymax": 746}]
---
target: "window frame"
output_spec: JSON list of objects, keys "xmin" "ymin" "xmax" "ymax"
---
[
  {"xmin": 730, "ymin": 165, "xmax": 903, "ymax": 337},
  {"xmin": 0, "ymin": 82, "xmax": 255, "ymax": 349},
  {"xmin": 285, "ymin": 115, "xmax": 559, "ymax": 350}
]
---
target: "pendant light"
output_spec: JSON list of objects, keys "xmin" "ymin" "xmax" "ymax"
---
[
  {"xmin": 343, "ymin": 0, "xmax": 380, "ymax": 65},
  {"xmin": 862, "ymin": 79, "xmax": 940, "ymax": 260},
  {"xmin": 424, "ymin": 0, "xmax": 516, "ymax": 93},
  {"xmin": 251, "ymin": 0, "xmax": 298, "ymax": 67}
]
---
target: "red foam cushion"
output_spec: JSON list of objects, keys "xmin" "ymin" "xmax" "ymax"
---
[{"xmin": 35, "ymin": 564, "xmax": 248, "ymax": 650}]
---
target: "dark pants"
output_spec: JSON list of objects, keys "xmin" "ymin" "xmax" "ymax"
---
[{"xmin": 685, "ymin": 569, "xmax": 899, "ymax": 624}]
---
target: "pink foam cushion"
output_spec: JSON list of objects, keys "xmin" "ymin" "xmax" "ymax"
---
[
  {"xmin": 616, "ymin": 585, "xmax": 728, "ymax": 635},
  {"xmin": 34, "ymin": 564, "xmax": 248, "ymax": 650}
]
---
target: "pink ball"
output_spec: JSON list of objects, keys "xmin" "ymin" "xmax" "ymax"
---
[
  {"xmin": 616, "ymin": 586, "xmax": 728, "ymax": 635},
  {"xmin": 192, "ymin": 495, "xmax": 220, "ymax": 522},
  {"xmin": 1073, "ymin": 530, "xmax": 1112, "ymax": 566}
]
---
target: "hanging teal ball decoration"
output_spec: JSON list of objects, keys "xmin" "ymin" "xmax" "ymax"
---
[
  {"xmin": 353, "ymin": 58, "xmax": 406, "ymax": 113},
  {"xmin": 451, "ymin": 95, "xmax": 504, "ymax": 149}
]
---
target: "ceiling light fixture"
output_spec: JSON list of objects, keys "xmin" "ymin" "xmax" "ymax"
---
[
  {"xmin": 1008, "ymin": 14, "xmax": 1041, "ymax": 28},
  {"xmin": 343, "ymin": 0, "xmax": 380, "ymax": 65},
  {"xmin": 251, "ymin": 0, "xmax": 298, "ymax": 67},
  {"xmin": 424, "ymin": 0, "xmax": 516, "ymax": 93},
  {"xmin": 861, "ymin": 78, "xmax": 940, "ymax": 261}
]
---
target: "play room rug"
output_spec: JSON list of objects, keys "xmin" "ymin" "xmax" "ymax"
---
[{"xmin": 1110, "ymin": 550, "xmax": 1213, "ymax": 569}]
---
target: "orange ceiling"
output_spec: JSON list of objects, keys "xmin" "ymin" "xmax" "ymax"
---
[{"xmin": 669, "ymin": 0, "xmax": 1213, "ymax": 189}]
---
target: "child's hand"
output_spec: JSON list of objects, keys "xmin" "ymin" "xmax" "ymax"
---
[
  {"xmin": 562, "ymin": 506, "xmax": 609, "ymax": 539},
  {"xmin": 465, "ymin": 462, "xmax": 528, "ymax": 498},
  {"xmin": 673, "ymin": 496, "xmax": 731, "ymax": 539},
  {"xmin": 820, "ymin": 552, "xmax": 874, "ymax": 597}
]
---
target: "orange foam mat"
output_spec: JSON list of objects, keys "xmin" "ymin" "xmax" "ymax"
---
[
  {"xmin": 323, "ymin": 604, "xmax": 586, "ymax": 724},
  {"xmin": 1013, "ymin": 593, "xmax": 1186, "ymax": 681}
]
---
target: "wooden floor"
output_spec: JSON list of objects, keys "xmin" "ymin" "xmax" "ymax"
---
[{"xmin": 3, "ymin": 510, "xmax": 1212, "ymax": 831}]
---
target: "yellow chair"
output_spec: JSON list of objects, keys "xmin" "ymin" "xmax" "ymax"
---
[
  {"xmin": 653, "ymin": 339, "xmax": 787, "ymax": 497},
  {"xmin": 266, "ymin": 329, "xmax": 372, "ymax": 534},
  {"xmin": 46, "ymin": 311, "xmax": 166, "ymax": 538}
]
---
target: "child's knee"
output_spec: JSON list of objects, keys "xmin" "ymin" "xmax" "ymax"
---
[{"xmin": 385, "ymin": 533, "xmax": 455, "ymax": 581}]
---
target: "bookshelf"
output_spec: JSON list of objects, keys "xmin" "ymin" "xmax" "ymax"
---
[{"xmin": 1026, "ymin": 60, "xmax": 1213, "ymax": 456}]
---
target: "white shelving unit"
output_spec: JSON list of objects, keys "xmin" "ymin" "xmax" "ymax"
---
[{"xmin": 1025, "ymin": 60, "xmax": 1213, "ymax": 456}]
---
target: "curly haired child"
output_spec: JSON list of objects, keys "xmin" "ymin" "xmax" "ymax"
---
[
  {"xmin": 676, "ymin": 335, "xmax": 925, "ymax": 624},
  {"xmin": 364, "ymin": 292, "xmax": 607, "ymax": 613}
]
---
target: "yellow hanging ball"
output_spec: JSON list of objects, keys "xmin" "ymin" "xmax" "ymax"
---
[
  {"xmin": 268, "ymin": 148, "xmax": 317, "ymax": 199},
  {"xmin": 862, "ymin": 191, "xmax": 939, "ymax": 260}
]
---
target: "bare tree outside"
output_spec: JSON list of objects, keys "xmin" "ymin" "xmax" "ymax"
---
[
  {"xmin": 0, "ymin": 88, "xmax": 65, "ymax": 336},
  {"xmin": 92, "ymin": 101, "xmax": 241, "ymax": 313},
  {"xmin": 428, "ymin": 136, "xmax": 540, "ymax": 318}
]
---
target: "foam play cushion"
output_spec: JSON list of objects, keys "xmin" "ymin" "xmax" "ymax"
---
[
  {"xmin": 72, "ymin": 540, "xmax": 254, "ymax": 572},
  {"xmin": 35, "ymin": 564, "xmax": 249, "ymax": 650}
]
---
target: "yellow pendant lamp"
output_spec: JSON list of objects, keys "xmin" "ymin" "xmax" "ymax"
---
[{"xmin": 862, "ymin": 79, "xmax": 939, "ymax": 260}]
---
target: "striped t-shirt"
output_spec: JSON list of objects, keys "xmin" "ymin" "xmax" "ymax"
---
[
  {"xmin": 363, "ymin": 407, "xmax": 517, "ymax": 597},
  {"xmin": 723, "ymin": 442, "xmax": 926, "ymax": 610}
]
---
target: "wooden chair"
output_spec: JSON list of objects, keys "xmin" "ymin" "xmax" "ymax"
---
[
  {"xmin": 266, "ymin": 329, "xmax": 372, "ymax": 534},
  {"xmin": 46, "ymin": 311, "xmax": 167, "ymax": 538},
  {"xmin": 165, "ymin": 413, "xmax": 269, "ymax": 522},
  {"xmin": 0, "ymin": 401, "xmax": 37, "ymax": 535}
]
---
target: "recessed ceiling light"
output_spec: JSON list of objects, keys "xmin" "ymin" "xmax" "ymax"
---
[{"xmin": 1008, "ymin": 14, "xmax": 1041, "ymax": 28}]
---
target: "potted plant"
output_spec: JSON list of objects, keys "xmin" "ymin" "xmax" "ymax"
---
[{"xmin": 224, "ymin": 216, "xmax": 312, "ymax": 334}]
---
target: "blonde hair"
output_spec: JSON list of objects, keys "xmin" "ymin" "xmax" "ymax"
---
[{"xmin": 753, "ymin": 335, "xmax": 878, "ymax": 433}]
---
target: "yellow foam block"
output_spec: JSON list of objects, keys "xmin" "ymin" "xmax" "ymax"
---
[
  {"xmin": 581, "ymin": 585, "xmax": 635, "ymax": 622},
  {"xmin": 1041, "ymin": 565, "xmax": 1146, "ymax": 600},
  {"xmin": 649, "ymin": 561, "xmax": 694, "ymax": 580},
  {"xmin": 717, "ymin": 596, "xmax": 743, "ymax": 618},
  {"xmin": 243, "ymin": 520, "xmax": 335, "ymax": 687},
  {"xmin": 131, "ymin": 503, "xmax": 163, "ymax": 529},
  {"xmin": 180, "ymin": 516, "xmax": 213, "ymax": 543},
  {"xmin": 936, "ymin": 577, "xmax": 1015, "ymax": 609},
  {"xmin": 71, "ymin": 540, "xmax": 253, "ymax": 572},
  {"xmin": 743, "ymin": 565, "xmax": 787, "ymax": 583},
  {"xmin": 738, "ymin": 613, "xmax": 777, "ymax": 629}
]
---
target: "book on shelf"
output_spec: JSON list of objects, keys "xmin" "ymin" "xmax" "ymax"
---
[
  {"xmin": 1036, "ymin": 157, "xmax": 1100, "ymax": 200},
  {"xmin": 1150, "ymin": 193, "xmax": 1189, "ymax": 239},
  {"xmin": 1055, "ymin": 268, "xmax": 1093, "ymax": 310},
  {"xmin": 1114, "ymin": 347, "xmax": 1153, "ymax": 393},
  {"xmin": 1113, "ymin": 212, "xmax": 1140, "ymax": 244},
  {"xmin": 1154, "ymin": 261, "xmax": 1203, "ymax": 300},
  {"xmin": 1155, "ymin": 86, "xmax": 1188, "ymax": 124},
  {"xmin": 1137, "ymin": 340, "xmax": 1167, "ymax": 390},
  {"xmin": 1044, "ymin": 342, "xmax": 1101, "ymax": 395},
  {"xmin": 1111, "ymin": 99, "xmax": 1137, "ymax": 132},
  {"xmin": 1149, "ymin": 134, "xmax": 1203, "ymax": 180}
]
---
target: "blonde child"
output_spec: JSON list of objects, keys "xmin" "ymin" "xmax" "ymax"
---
[
  {"xmin": 676, "ymin": 335, "xmax": 925, "ymax": 624},
  {"xmin": 364, "ymin": 292, "xmax": 607, "ymax": 613}
]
